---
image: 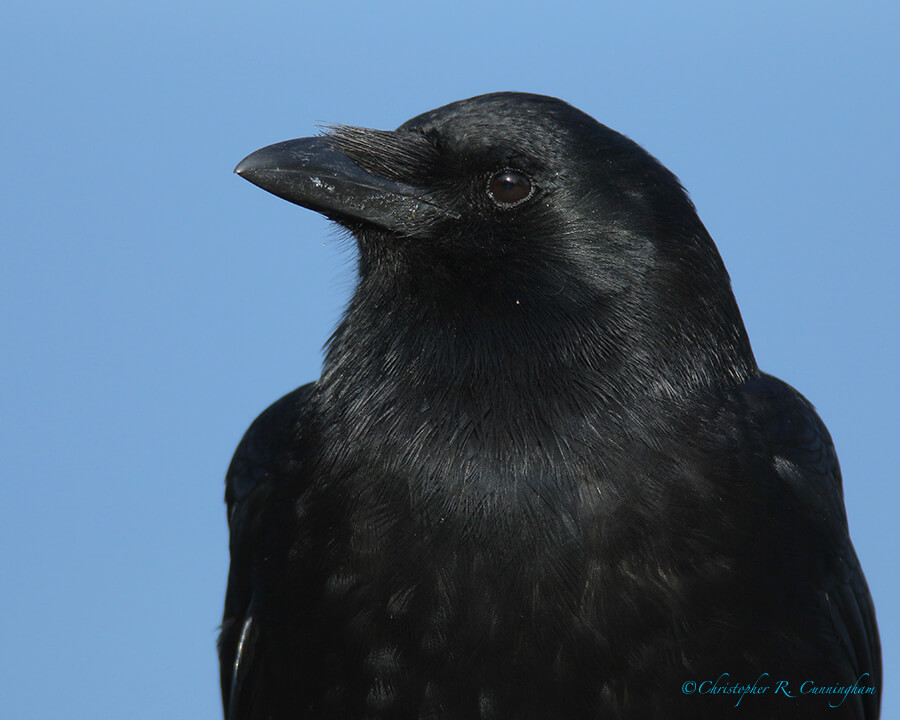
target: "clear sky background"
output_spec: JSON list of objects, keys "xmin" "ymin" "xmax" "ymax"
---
[{"xmin": 2, "ymin": 2, "xmax": 897, "ymax": 718}]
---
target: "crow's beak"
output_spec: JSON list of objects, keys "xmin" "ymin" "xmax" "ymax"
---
[{"xmin": 235, "ymin": 137, "xmax": 452, "ymax": 234}]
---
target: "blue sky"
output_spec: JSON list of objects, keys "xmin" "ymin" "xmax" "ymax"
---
[{"xmin": 2, "ymin": 2, "xmax": 897, "ymax": 717}]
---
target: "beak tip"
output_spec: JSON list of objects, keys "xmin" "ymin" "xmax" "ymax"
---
[{"xmin": 234, "ymin": 156, "xmax": 253, "ymax": 177}]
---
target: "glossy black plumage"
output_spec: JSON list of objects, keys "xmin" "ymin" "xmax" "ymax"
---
[{"xmin": 221, "ymin": 93, "xmax": 880, "ymax": 719}]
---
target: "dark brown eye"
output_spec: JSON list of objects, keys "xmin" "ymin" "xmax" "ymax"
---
[{"xmin": 488, "ymin": 170, "xmax": 532, "ymax": 206}]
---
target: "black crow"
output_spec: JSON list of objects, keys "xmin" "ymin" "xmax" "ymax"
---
[{"xmin": 221, "ymin": 92, "xmax": 880, "ymax": 719}]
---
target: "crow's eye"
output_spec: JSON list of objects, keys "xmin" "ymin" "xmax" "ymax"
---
[{"xmin": 488, "ymin": 170, "xmax": 532, "ymax": 206}]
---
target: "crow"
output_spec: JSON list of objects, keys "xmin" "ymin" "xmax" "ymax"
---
[{"xmin": 221, "ymin": 92, "xmax": 880, "ymax": 719}]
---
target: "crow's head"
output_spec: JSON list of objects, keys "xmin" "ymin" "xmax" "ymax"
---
[{"xmin": 237, "ymin": 93, "xmax": 755, "ymax": 394}]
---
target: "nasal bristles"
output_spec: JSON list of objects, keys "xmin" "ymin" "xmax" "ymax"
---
[{"xmin": 324, "ymin": 124, "xmax": 439, "ymax": 182}]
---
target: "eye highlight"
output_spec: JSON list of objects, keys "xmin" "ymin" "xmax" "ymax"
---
[{"xmin": 488, "ymin": 170, "xmax": 532, "ymax": 206}]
